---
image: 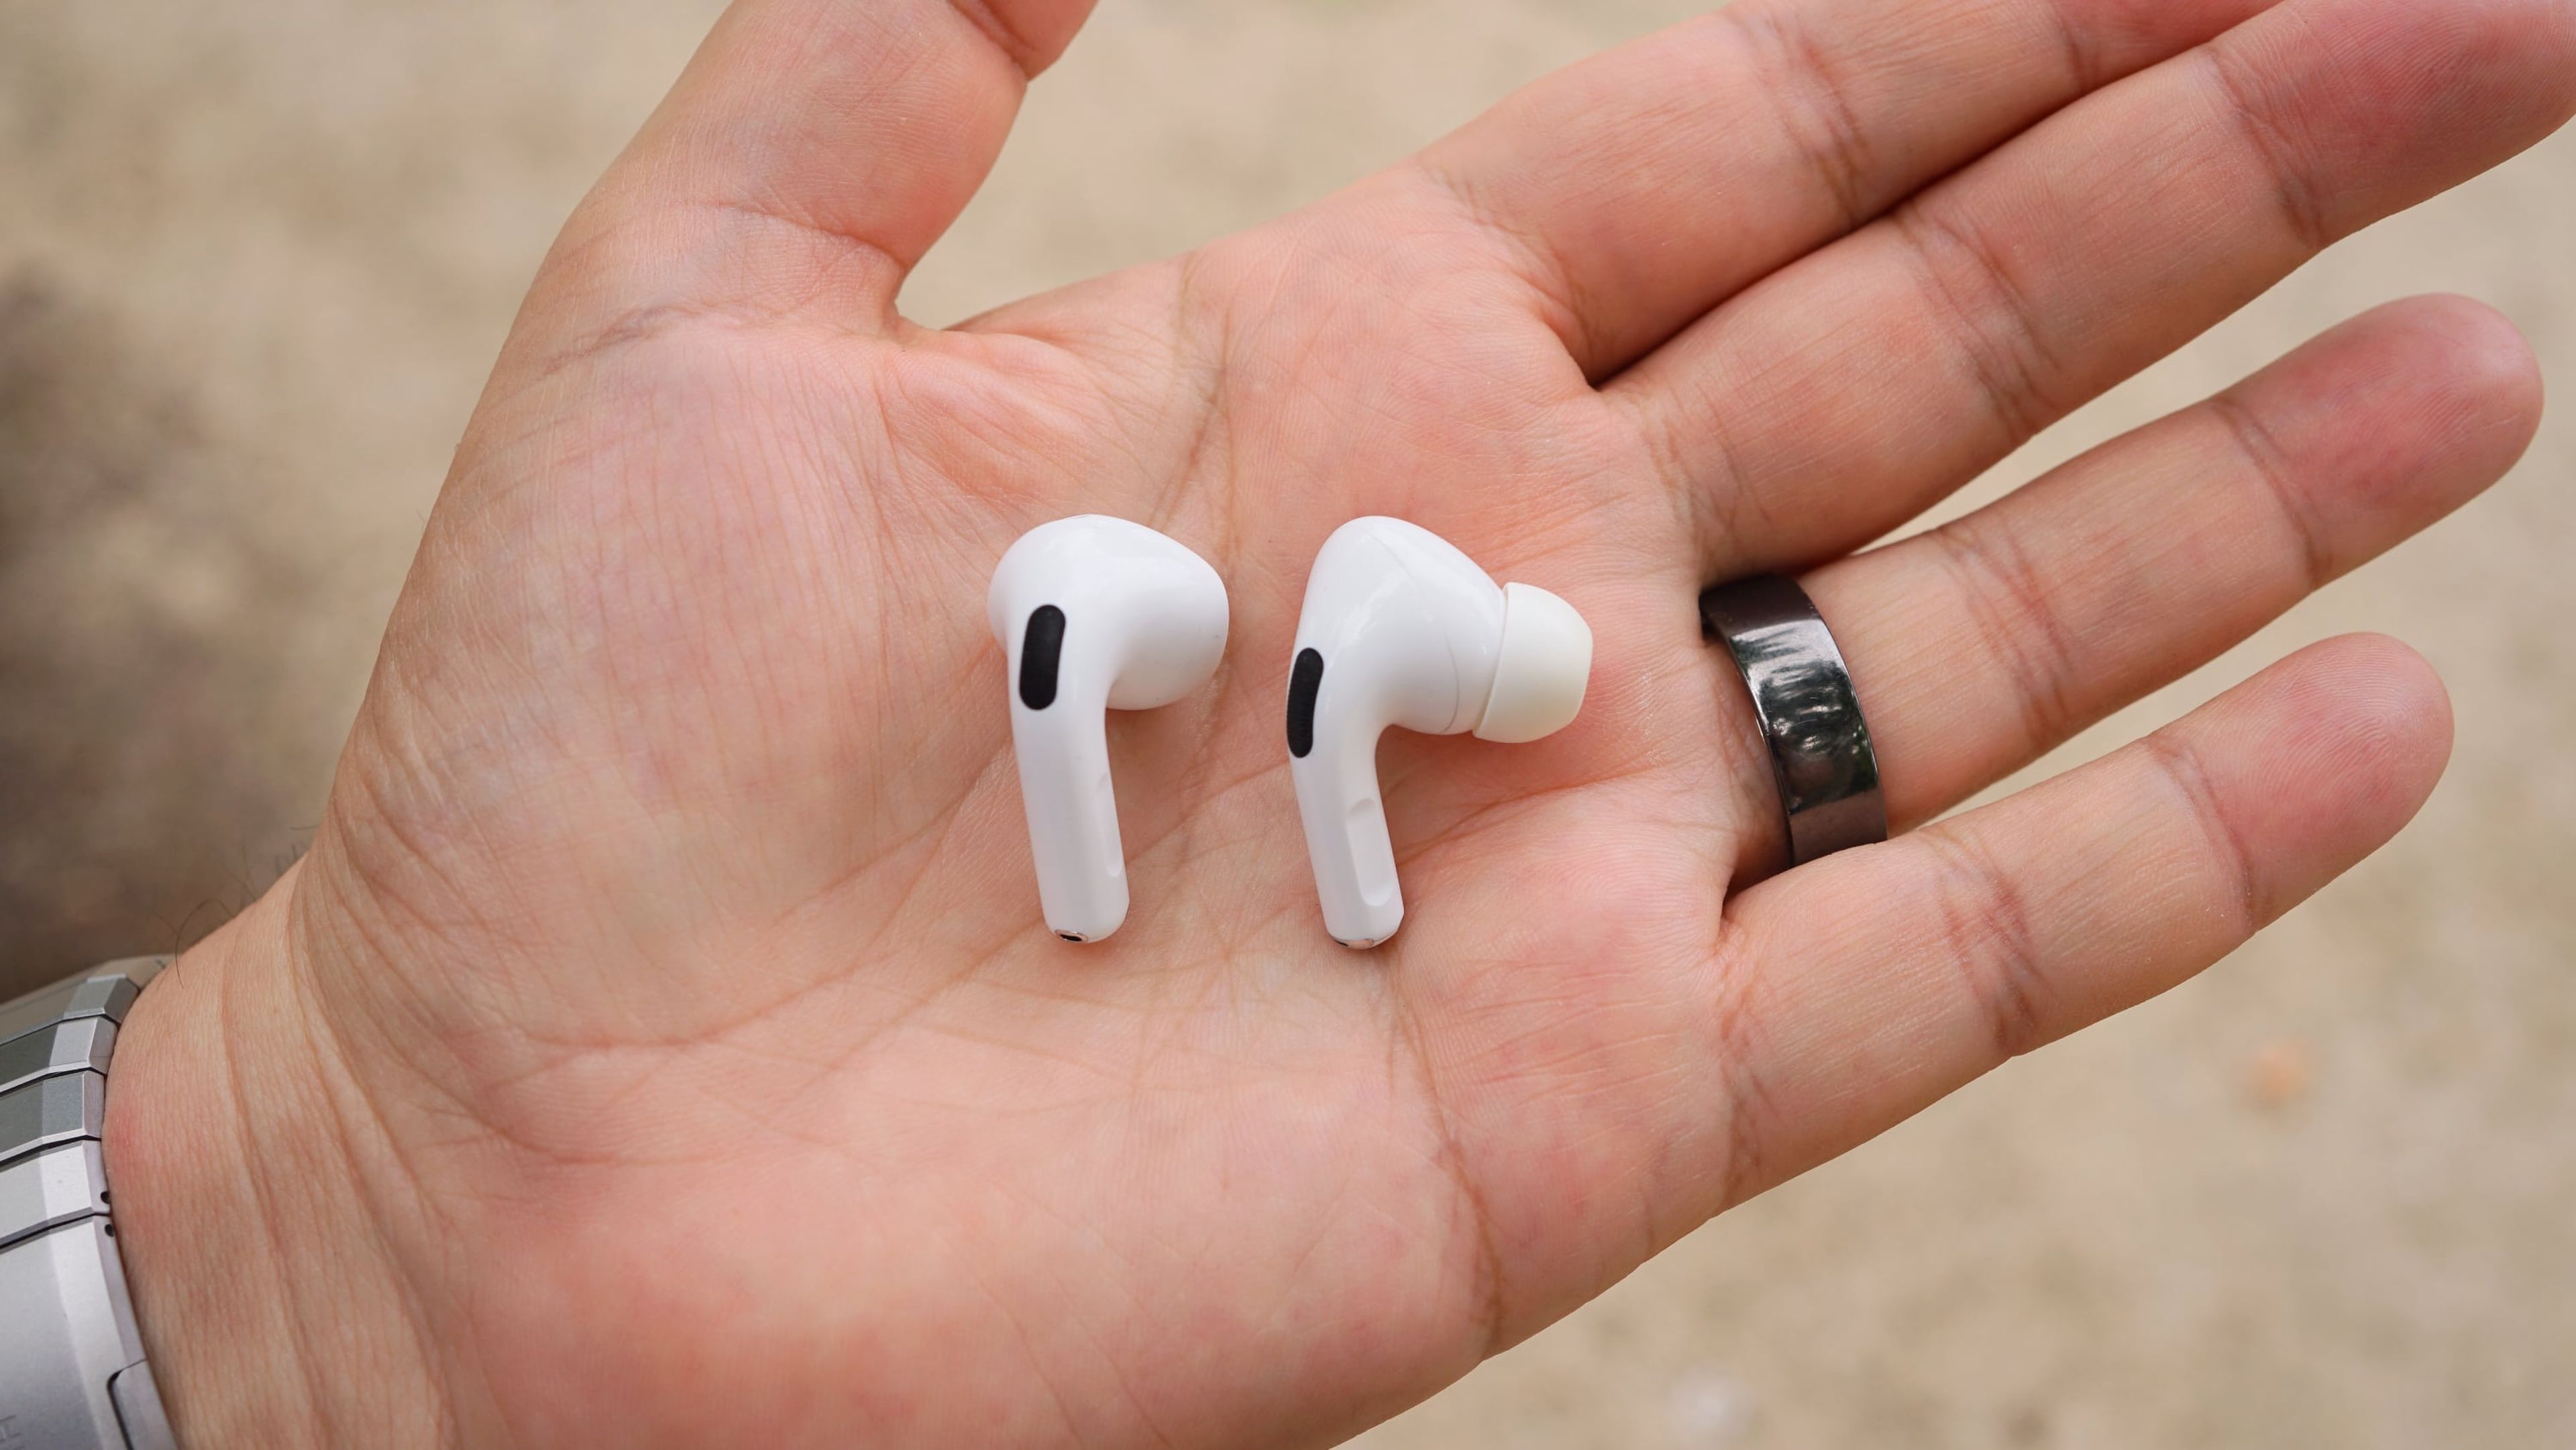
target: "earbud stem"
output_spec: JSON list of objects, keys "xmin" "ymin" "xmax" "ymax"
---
[
  {"xmin": 1291, "ymin": 709, "xmax": 1404, "ymax": 949},
  {"xmin": 1010, "ymin": 678, "xmax": 1128, "ymax": 943}
]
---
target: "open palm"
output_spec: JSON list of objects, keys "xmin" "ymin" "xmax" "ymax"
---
[{"xmin": 104, "ymin": 0, "xmax": 2572, "ymax": 1445}]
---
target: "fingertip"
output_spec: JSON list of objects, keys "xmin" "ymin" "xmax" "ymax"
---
[
  {"xmin": 2221, "ymin": 0, "xmax": 2576, "ymax": 240},
  {"xmin": 2379, "ymin": 293, "xmax": 2546, "ymax": 458},
  {"xmin": 2146, "ymin": 635, "xmax": 2456, "ymax": 926},
  {"xmin": 2489, "ymin": 0, "xmax": 2576, "ymax": 114},
  {"xmin": 2270, "ymin": 631, "xmax": 2455, "ymax": 847},
  {"xmin": 2305, "ymin": 629, "xmax": 2450, "ymax": 740},
  {"xmin": 2226, "ymin": 298, "xmax": 2541, "ymax": 572},
  {"xmin": 2316, "ymin": 293, "xmax": 2541, "ymax": 425}
]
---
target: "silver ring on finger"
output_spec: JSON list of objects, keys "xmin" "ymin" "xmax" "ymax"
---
[{"xmin": 1699, "ymin": 574, "xmax": 1888, "ymax": 866}]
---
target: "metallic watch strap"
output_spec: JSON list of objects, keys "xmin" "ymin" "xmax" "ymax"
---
[
  {"xmin": 0, "ymin": 1020, "xmax": 117, "ymax": 1100},
  {"xmin": 0, "ymin": 1074, "xmax": 107, "ymax": 1172},
  {"xmin": 0, "ymin": 1223, "xmax": 156, "ymax": 1448},
  {"xmin": 109, "ymin": 1365, "xmax": 176, "ymax": 1450},
  {"xmin": 1, "ymin": 1145, "xmax": 111, "ymax": 1255},
  {"xmin": 0, "ymin": 972, "xmax": 152, "ymax": 1048},
  {"xmin": 0, "ymin": 959, "xmax": 176, "ymax": 1449}
]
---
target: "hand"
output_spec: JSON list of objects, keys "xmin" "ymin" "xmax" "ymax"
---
[{"xmin": 101, "ymin": 0, "xmax": 2572, "ymax": 1445}]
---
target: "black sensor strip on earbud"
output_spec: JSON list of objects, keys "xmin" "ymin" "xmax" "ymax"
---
[
  {"xmin": 1286, "ymin": 648, "xmax": 1324, "ymax": 758},
  {"xmin": 1020, "ymin": 606, "xmax": 1067, "ymax": 711}
]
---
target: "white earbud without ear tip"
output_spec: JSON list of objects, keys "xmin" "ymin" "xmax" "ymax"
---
[
  {"xmin": 1286, "ymin": 518, "xmax": 1593, "ymax": 948},
  {"xmin": 989, "ymin": 515, "xmax": 1228, "ymax": 943}
]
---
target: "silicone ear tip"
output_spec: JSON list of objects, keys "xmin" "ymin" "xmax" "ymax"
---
[{"xmin": 1474, "ymin": 582, "xmax": 1593, "ymax": 743}]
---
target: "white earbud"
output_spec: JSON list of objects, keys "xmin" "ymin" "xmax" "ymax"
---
[
  {"xmin": 989, "ymin": 516, "xmax": 1229, "ymax": 943},
  {"xmin": 1286, "ymin": 517, "xmax": 1592, "ymax": 947}
]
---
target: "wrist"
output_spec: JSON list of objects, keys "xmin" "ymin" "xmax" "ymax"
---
[{"xmin": 103, "ymin": 868, "xmax": 453, "ymax": 1447}]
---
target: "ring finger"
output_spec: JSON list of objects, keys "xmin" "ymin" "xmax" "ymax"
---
[{"xmin": 1723, "ymin": 293, "xmax": 2538, "ymax": 870}]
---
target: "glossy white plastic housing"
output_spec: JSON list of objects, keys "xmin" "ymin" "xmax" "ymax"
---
[
  {"xmin": 1287, "ymin": 518, "xmax": 1592, "ymax": 947},
  {"xmin": 989, "ymin": 516, "xmax": 1228, "ymax": 942}
]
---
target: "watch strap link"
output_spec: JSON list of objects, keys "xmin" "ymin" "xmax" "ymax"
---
[{"xmin": 0, "ymin": 959, "xmax": 177, "ymax": 1449}]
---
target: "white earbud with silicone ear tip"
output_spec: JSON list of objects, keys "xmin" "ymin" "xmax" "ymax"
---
[
  {"xmin": 989, "ymin": 516, "xmax": 1229, "ymax": 943},
  {"xmin": 1285, "ymin": 517, "xmax": 1593, "ymax": 948}
]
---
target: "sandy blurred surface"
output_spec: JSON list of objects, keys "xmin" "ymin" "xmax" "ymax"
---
[{"xmin": 4, "ymin": 1, "xmax": 2571, "ymax": 1443}]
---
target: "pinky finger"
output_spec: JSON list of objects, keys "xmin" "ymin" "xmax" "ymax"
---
[{"xmin": 1712, "ymin": 633, "xmax": 2451, "ymax": 1206}]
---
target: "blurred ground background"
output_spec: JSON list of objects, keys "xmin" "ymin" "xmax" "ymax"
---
[{"xmin": 3, "ymin": 1, "xmax": 2571, "ymax": 1445}]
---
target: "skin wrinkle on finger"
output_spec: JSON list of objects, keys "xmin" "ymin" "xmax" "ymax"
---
[
  {"xmin": 1705, "ymin": 918, "xmax": 1786, "ymax": 1217},
  {"xmin": 2204, "ymin": 39, "xmax": 2339, "ymax": 253},
  {"xmin": 1405, "ymin": 157, "xmax": 1607, "ymax": 376},
  {"xmin": 1919, "ymin": 515, "xmax": 2094, "ymax": 766},
  {"xmin": 942, "ymin": 0, "xmax": 1049, "ymax": 78},
  {"xmin": 2207, "ymin": 386, "xmax": 2339, "ymax": 591},
  {"xmin": 1738, "ymin": 2, "xmax": 1884, "ymax": 236},
  {"xmin": 2139, "ymin": 728, "xmax": 2269, "ymax": 928},
  {"xmin": 1884, "ymin": 195, "xmax": 2075, "ymax": 449},
  {"xmin": 1913, "ymin": 823, "xmax": 2056, "ymax": 1061}
]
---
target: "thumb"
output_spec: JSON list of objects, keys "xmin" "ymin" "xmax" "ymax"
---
[{"xmin": 535, "ymin": 0, "xmax": 1098, "ymax": 337}]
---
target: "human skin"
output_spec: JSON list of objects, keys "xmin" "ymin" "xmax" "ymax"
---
[{"xmin": 86, "ymin": 0, "xmax": 2573, "ymax": 1445}]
